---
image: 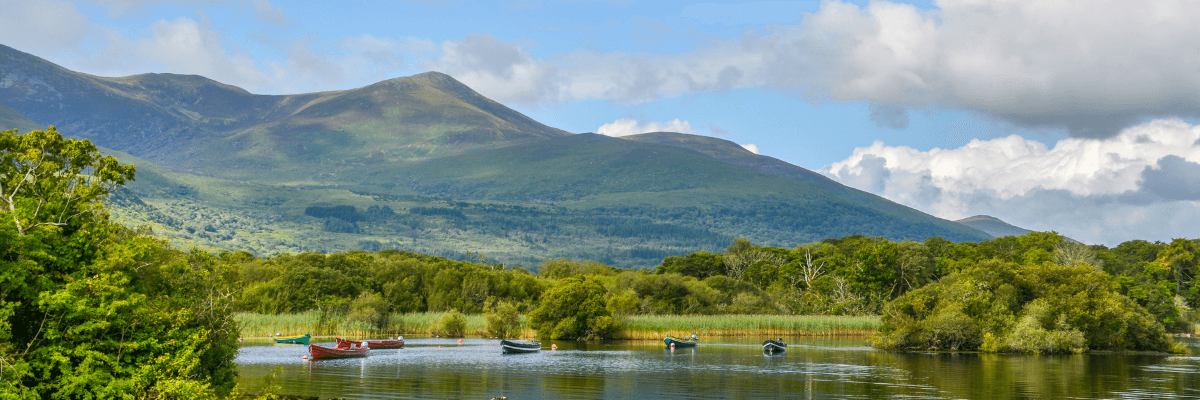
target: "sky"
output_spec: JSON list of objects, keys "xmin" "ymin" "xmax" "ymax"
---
[{"xmin": 3, "ymin": 0, "xmax": 1200, "ymax": 246}]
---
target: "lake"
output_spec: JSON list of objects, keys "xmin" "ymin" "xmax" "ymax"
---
[{"xmin": 236, "ymin": 337, "xmax": 1200, "ymax": 399}]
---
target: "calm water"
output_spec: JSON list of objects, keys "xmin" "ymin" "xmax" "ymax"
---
[{"xmin": 236, "ymin": 337, "xmax": 1200, "ymax": 399}]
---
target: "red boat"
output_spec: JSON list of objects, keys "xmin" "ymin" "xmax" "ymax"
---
[
  {"xmin": 308, "ymin": 343, "xmax": 369, "ymax": 360},
  {"xmin": 336, "ymin": 337, "xmax": 404, "ymax": 349}
]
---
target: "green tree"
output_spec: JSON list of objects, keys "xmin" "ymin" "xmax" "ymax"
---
[
  {"xmin": 484, "ymin": 301, "xmax": 523, "ymax": 339},
  {"xmin": 431, "ymin": 309, "xmax": 468, "ymax": 337},
  {"xmin": 0, "ymin": 127, "xmax": 239, "ymax": 397},
  {"xmin": 527, "ymin": 276, "xmax": 618, "ymax": 340}
]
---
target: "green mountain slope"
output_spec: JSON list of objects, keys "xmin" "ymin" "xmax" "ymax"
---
[
  {"xmin": 0, "ymin": 44, "xmax": 569, "ymax": 182},
  {"xmin": 0, "ymin": 102, "xmax": 39, "ymax": 132},
  {"xmin": 392, "ymin": 133, "xmax": 991, "ymax": 242},
  {"xmin": 3, "ymin": 43, "xmax": 993, "ymax": 267}
]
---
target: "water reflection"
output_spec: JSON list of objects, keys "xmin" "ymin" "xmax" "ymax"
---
[{"xmin": 236, "ymin": 337, "xmax": 1200, "ymax": 399}]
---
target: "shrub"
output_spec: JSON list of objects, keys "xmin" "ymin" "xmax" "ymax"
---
[
  {"xmin": 432, "ymin": 310, "xmax": 468, "ymax": 337},
  {"xmin": 346, "ymin": 291, "xmax": 390, "ymax": 330},
  {"xmin": 484, "ymin": 301, "xmax": 523, "ymax": 339}
]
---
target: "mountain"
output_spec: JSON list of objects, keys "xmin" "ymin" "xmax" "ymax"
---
[
  {"xmin": 0, "ymin": 43, "xmax": 568, "ymax": 184},
  {"xmin": 1, "ymin": 43, "xmax": 993, "ymax": 267},
  {"xmin": 954, "ymin": 215, "xmax": 1031, "ymax": 238}
]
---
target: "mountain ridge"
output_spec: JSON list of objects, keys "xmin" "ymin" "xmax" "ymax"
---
[{"xmin": 1, "ymin": 43, "xmax": 995, "ymax": 266}]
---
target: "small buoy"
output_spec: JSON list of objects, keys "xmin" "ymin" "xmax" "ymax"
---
[
  {"xmin": 438, "ymin": 345, "xmax": 442, "ymax": 348},
  {"xmin": 457, "ymin": 338, "xmax": 463, "ymax": 345},
  {"xmin": 670, "ymin": 343, "xmax": 675, "ymax": 351},
  {"xmin": 551, "ymin": 344, "xmax": 557, "ymax": 350}
]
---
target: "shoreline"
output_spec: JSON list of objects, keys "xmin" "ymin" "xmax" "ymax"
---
[{"xmin": 235, "ymin": 312, "xmax": 882, "ymax": 340}]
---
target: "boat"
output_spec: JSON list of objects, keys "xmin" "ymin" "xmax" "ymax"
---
[
  {"xmin": 762, "ymin": 338, "xmax": 787, "ymax": 354},
  {"xmin": 336, "ymin": 337, "xmax": 404, "ymax": 349},
  {"xmin": 273, "ymin": 333, "xmax": 310, "ymax": 345},
  {"xmin": 500, "ymin": 339, "xmax": 541, "ymax": 354},
  {"xmin": 664, "ymin": 334, "xmax": 698, "ymax": 348},
  {"xmin": 308, "ymin": 343, "xmax": 369, "ymax": 360}
]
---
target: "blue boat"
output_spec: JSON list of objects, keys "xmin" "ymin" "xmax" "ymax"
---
[
  {"xmin": 664, "ymin": 334, "xmax": 698, "ymax": 348},
  {"xmin": 273, "ymin": 333, "xmax": 310, "ymax": 345}
]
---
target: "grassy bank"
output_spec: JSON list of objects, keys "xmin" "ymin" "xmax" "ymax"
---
[{"xmin": 235, "ymin": 312, "xmax": 880, "ymax": 339}]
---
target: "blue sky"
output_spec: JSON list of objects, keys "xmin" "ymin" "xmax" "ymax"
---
[{"xmin": 4, "ymin": 0, "xmax": 1200, "ymax": 245}]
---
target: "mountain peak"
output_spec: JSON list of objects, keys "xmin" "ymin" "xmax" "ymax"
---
[{"xmin": 954, "ymin": 215, "xmax": 1033, "ymax": 239}]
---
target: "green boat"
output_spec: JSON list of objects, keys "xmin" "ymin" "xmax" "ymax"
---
[
  {"xmin": 664, "ymin": 334, "xmax": 698, "ymax": 348},
  {"xmin": 274, "ymin": 333, "xmax": 311, "ymax": 345}
]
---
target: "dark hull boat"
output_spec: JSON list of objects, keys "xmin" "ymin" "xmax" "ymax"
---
[
  {"xmin": 273, "ymin": 333, "xmax": 310, "ymax": 345},
  {"xmin": 501, "ymin": 339, "xmax": 541, "ymax": 354},
  {"xmin": 762, "ymin": 339, "xmax": 787, "ymax": 355},
  {"xmin": 337, "ymin": 337, "xmax": 404, "ymax": 349},
  {"xmin": 664, "ymin": 335, "xmax": 698, "ymax": 348},
  {"xmin": 309, "ymin": 343, "xmax": 369, "ymax": 360}
]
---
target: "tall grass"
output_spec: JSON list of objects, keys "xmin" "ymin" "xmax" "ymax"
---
[
  {"xmin": 616, "ymin": 314, "xmax": 881, "ymax": 339},
  {"xmin": 236, "ymin": 312, "xmax": 879, "ymax": 339},
  {"xmin": 236, "ymin": 311, "xmax": 530, "ymax": 339}
]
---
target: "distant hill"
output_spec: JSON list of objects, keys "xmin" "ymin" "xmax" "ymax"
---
[
  {"xmin": 1, "ymin": 43, "xmax": 994, "ymax": 267},
  {"xmin": 954, "ymin": 215, "xmax": 1032, "ymax": 238}
]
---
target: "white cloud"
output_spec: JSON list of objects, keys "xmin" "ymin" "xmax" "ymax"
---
[
  {"xmin": 0, "ymin": 0, "xmax": 94, "ymax": 56},
  {"xmin": 423, "ymin": 33, "xmax": 559, "ymax": 108},
  {"xmin": 822, "ymin": 118, "xmax": 1200, "ymax": 245},
  {"xmin": 596, "ymin": 118, "xmax": 695, "ymax": 137},
  {"xmin": 741, "ymin": 143, "xmax": 760, "ymax": 154},
  {"xmin": 418, "ymin": 0, "xmax": 1200, "ymax": 136}
]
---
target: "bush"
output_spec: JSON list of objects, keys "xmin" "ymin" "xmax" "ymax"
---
[
  {"xmin": 528, "ymin": 276, "xmax": 620, "ymax": 340},
  {"xmin": 484, "ymin": 301, "xmax": 523, "ymax": 339},
  {"xmin": 431, "ymin": 310, "xmax": 468, "ymax": 337},
  {"xmin": 346, "ymin": 291, "xmax": 390, "ymax": 330}
]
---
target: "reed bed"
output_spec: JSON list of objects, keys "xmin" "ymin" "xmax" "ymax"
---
[
  {"xmin": 616, "ymin": 314, "xmax": 881, "ymax": 339},
  {"xmin": 236, "ymin": 312, "xmax": 534, "ymax": 339},
  {"xmin": 236, "ymin": 312, "xmax": 879, "ymax": 340}
]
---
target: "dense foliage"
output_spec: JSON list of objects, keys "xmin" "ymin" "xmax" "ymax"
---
[
  {"xmin": 204, "ymin": 227, "xmax": 1196, "ymax": 349},
  {"xmin": 0, "ymin": 128, "xmax": 240, "ymax": 398},
  {"xmin": 527, "ymin": 276, "xmax": 619, "ymax": 340},
  {"xmin": 873, "ymin": 260, "xmax": 1178, "ymax": 353}
]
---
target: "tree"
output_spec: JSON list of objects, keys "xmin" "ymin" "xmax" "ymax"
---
[
  {"xmin": 484, "ymin": 301, "xmax": 523, "ymax": 339},
  {"xmin": 527, "ymin": 276, "xmax": 618, "ymax": 340},
  {"xmin": 0, "ymin": 127, "xmax": 238, "ymax": 398},
  {"xmin": 0, "ymin": 127, "xmax": 134, "ymax": 236}
]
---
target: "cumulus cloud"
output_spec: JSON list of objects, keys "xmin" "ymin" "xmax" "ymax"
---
[
  {"xmin": 423, "ymin": 33, "xmax": 559, "ymax": 108},
  {"xmin": 416, "ymin": 0, "xmax": 1200, "ymax": 136},
  {"xmin": 596, "ymin": 118, "xmax": 695, "ymax": 137},
  {"xmin": 822, "ymin": 118, "xmax": 1200, "ymax": 245},
  {"xmin": 0, "ymin": 0, "xmax": 94, "ymax": 56},
  {"xmin": 740, "ymin": 143, "xmax": 760, "ymax": 154}
]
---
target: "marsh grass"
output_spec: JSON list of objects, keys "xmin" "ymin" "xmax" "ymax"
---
[
  {"xmin": 616, "ymin": 314, "xmax": 881, "ymax": 339},
  {"xmin": 236, "ymin": 312, "xmax": 878, "ymax": 339}
]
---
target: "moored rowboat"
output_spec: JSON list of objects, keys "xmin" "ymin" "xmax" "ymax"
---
[
  {"xmin": 500, "ymin": 339, "xmax": 541, "ymax": 354},
  {"xmin": 762, "ymin": 338, "xmax": 787, "ymax": 354},
  {"xmin": 336, "ymin": 337, "xmax": 404, "ymax": 349},
  {"xmin": 309, "ymin": 343, "xmax": 369, "ymax": 360},
  {"xmin": 664, "ymin": 334, "xmax": 698, "ymax": 348},
  {"xmin": 273, "ymin": 333, "xmax": 310, "ymax": 345}
]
